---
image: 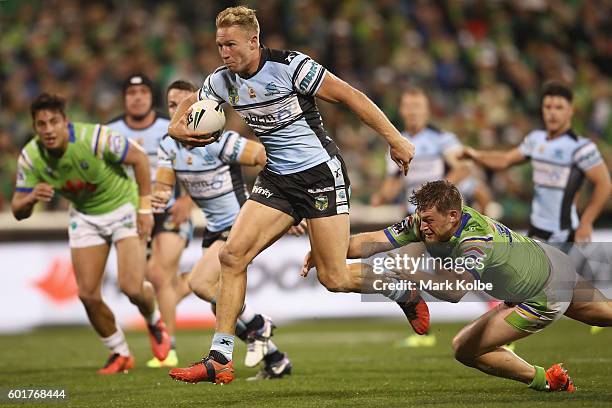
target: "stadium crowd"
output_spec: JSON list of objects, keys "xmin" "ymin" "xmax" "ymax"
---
[{"xmin": 1, "ymin": 0, "xmax": 611, "ymax": 225}]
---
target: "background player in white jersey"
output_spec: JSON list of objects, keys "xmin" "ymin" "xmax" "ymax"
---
[
  {"xmin": 463, "ymin": 81, "xmax": 611, "ymax": 244},
  {"xmin": 154, "ymin": 80, "xmax": 294, "ymax": 379},
  {"xmin": 167, "ymin": 6, "xmax": 416, "ymax": 384},
  {"xmin": 371, "ymin": 87, "xmax": 494, "ymax": 215},
  {"xmin": 463, "ymin": 81, "xmax": 611, "ymax": 337},
  {"xmin": 107, "ymin": 74, "xmax": 194, "ymax": 367},
  {"xmin": 12, "ymin": 93, "xmax": 169, "ymax": 374}
]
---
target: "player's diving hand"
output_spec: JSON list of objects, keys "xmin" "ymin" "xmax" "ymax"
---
[
  {"xmin": 168, "ymin": 109, "xmax": 219, "ymax": 147},
  {"xmin": 300, "ymin": 250, "xmax": 316, "ymax": 277},
  {"xmin": 169, "ymin": 195, "xmax": 193, "ymax": 225},
  {"xmin": 30, "ymin": 182, "xmax": 55, "ymax": 203},
  {"xmin": 287, "ymin": 220, "xmax": 307, "ymax": 236},
  {"xmin": 389, "ymin": 137, "xmax": 415, "ymax": 176},
  {"xmin": 137, "ymin": 212, "xmax": 154, "ymax": 241},
  {"xmin": 574, "ymin": 222, "xmax": 592, "ymax": 242}
]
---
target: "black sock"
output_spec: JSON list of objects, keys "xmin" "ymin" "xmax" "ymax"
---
[
  {"xmin": 245, "ymin": 314, "xmax": 264, "ymax": 332},
  {"xmin": 235, "ymin": 324, "xmax": 248, "ymax": 342},
  {"xmin": 264, "ymin": 350, "xmax": 284, "ymax": 365},
  {"xmin": 208, "ymin": 350, "xmax": 229, "ymax": 365}
]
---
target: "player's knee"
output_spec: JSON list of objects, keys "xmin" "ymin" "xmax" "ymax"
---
[
  {"xmin": 317, "ymin": 268, "xmax": 349, "ymax": 293},
  {"xmin": 451, "ymin": 335, "xmax": 476, "ymax": 366},
  {"xmin": 146, "ymin": 264, "xmax": 172, "ymax": 290},
  {"xmin": 188, "ymin": 275, "xmax": 215, "ymax": 302},
  {"xmin": 219, "ymin": 243, "xmax": 249, "ymax": 272},
  {"xmin": 118, "ymin": 281, "xmax": 142, "ymax": 302},
  {"xmin": 78, "ymin": 292, "xmax": 103, "ymax": 309}
]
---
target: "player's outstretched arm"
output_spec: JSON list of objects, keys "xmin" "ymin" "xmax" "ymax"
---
[
  {"xmin": 301, "ymin": 229, "xmax": 395, "ymax": 278},
  {"xmin": 347, "ymin": 230, "xmax": 396, "ymax": 259},
  {"xmin": 575, "ymin": 163, "xmax": 612, "ymax": 241},
  {"xmin": 122, "ymin": 140, "xmax": 154, "ymax": 239},
  {"xmin": 315, "ymin": 72, "xmax": 414, "ymax": 175},
  {"xmin": 11, "ymin": 183, "xmax": 54, "ymax": 220},
  {"xmin": 462, "ymin": 146, "xmax": 526, "ymax": 170}
]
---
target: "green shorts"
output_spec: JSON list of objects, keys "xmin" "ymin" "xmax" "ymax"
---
[{"xmin": 504, "ymin": 242, "xmax": 577, "ymax": 334}]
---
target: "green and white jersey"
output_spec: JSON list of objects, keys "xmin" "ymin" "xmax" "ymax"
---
[
  {"xmin": 15, "ymin": 122, "xmax": 138, "ymax": 215},
  {"xmin": 383, "ymin": 206, "xmax": 551, "ymax": 301}
]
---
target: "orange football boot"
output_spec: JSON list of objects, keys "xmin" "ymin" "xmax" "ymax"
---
[
  {"xmin": 169, "ymin": 357, "xmax": 234, "ymax": 384},
  {"xmin": 148, "ymin": 319, "xmax": 171, "ymax": 361},
  {"xmin": 397, "ymin": 293, "xmax": 430, "ymax": 335},
  {"xmin": 97, "ymin": 353, "xmax": 135, "ymax": 375},
  {"xmin": 545, "ymin": 364, "xmax": 576, "ymax": 392}
]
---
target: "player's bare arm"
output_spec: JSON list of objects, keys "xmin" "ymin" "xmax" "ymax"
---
[
  {"xmin": 301, "ymin": 230, "xmax": 394, "ymax": 277},
  {"xmin": 444, "ymin": 147, "xmax": 471, "ymax": 184},
  {"xmin": 315, "ymin": 72, "xmax": 415, "ymax": 175},
  {"xmin": 462, "ymin": 146, "xmax": 526, "ymax": 170},
  {"xmin": 575, "ymin": 162, "xmax": 612, "ymax": 242},
  {"xmin": 122, "ymin": 140, "xmax": 154, "ymax": 239},
  {"xmin": 11, "ymin": 183, "xmax": 55, "ymax": 220},
  {"xmin": 152, "ymin": 167, "xmax": 175, "ymax": 211},
  {"xmin": 236, "ymin": 139, "xmax": 266, "ymax": 167},
  {"xmin": 168, "ymin": 92, "xmax": 217, "ymax": 147},
  {"xmin": 371, "ymin": 176, "xmax": 403, "ymax": 206}
]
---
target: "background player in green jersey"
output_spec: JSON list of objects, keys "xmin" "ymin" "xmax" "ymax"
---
[
  {"xmin": 304, "ymin": 180, "xmax": 612, "ymax": 392},
  {"xmin": 11, "ymin": 93, "xmax": 171, "ymax": 374}
]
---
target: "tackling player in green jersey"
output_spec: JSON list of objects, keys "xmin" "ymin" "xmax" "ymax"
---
[
  {"xmin": 11, "ymin": 93, "xmax": 171, "ymax": 374},
  {"xmin": 304, "ymin": 180, "xmax": 612, "ymax": 391}
]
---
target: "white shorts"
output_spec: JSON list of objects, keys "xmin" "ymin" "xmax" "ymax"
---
[{"xmin": 68, "ymin": 203, "xmax": 139, "ymax": 248}]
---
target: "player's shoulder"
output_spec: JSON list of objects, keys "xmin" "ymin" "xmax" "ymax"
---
[
  {"xmin": 19, "ymin": 137, "xmax": 41, "ymax": 166},
  {"xmin": 426, "ymin": 124, "xmax": 459, "ymax": 141},
  {"xmin": 207, "ymin": 65, "xmax": 231, "ymax": 80},
  {"xmin": 105, "ymin": 114, "xmax": 126, "ymax": 127},
  {"xmin": 264, "ymin": 48, "xmax": 302, "ymax": 65},
  {"xmin": 457, "ymin": 207, "xmax": 495, "ymax": 244},
  {"xmin": 525, "ymin": 128, "xmax": 546, "ymax": 140},
  {"xmin": 160, "ymin": 133, "xmax": 179, "ymax": 149},
  {"xmin": 153, "ymin": 111, "xmax": 170, "ymax": 123}
]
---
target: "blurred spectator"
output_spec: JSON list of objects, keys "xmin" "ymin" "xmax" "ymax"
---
[{"xmin": 1, "ymin": 0, "xmax": 610, "ymax": 226}]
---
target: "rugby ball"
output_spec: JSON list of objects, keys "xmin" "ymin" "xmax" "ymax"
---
[{"xmin": 186, "ymin": 99, "xmax": 226, "ymax": 136}]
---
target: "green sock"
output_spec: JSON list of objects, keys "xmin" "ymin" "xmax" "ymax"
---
[{"xmin": 528, "ymin": 365, "xmax": 547, "ymax": 391}]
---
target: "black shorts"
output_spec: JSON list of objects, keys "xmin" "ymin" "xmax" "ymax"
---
[
  {"xmin": 527, "ymin": 224, "xmax": 575, "ymax": 243},
  {"xmin": 152, "ymin": 212, "xmax": 194, "ymax": 243},
  {"xmin": 249, "ymin": 155, "xmax": 350, "ymax": 223},
  {"xmin": 202, "ymin": 226, "xmax": 232, "ymax": 249}
]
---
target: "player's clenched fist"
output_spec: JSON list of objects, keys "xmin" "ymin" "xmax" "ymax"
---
[
  {"xmin": 389, "ymin": 137, "xmax": 415, "ymax": 176},
  {"xmin": 30, "ymin": 183, "xmax": 55, "ymax": 203}
]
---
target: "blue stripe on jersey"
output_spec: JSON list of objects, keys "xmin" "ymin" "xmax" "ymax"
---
[{"xmin": 384, "ymin": 228, "xmax": 401, "ymax": 248}]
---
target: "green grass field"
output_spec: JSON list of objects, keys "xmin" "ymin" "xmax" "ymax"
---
[{"xmin": 0, "ymin": 318, "xmax": 610, "ymax": 407}]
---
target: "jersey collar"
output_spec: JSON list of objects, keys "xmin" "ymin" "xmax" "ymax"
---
[
  {"xmin": 68, "ymin": 122, "xmax": 76, "ymax": 143},
  {"xmin": 240, "ymin": 46, "xmax": 269, "ymax": 80},
  {"xmin": 453, "ymin": 212, "xmax": 471, "ymax": 238}
]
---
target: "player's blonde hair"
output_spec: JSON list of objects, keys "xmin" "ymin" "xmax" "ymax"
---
[{"xmin": 216, "ymin": 6, "xmax": 260, "ymax": 37}]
